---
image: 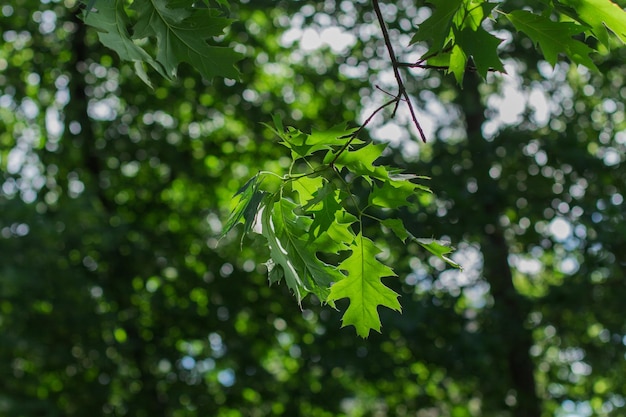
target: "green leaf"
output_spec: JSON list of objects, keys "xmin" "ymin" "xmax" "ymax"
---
[
  {"xmin": 369, "ymin": 180, "xmax": 417, "ymax": 208},
  {"xmin": 455, "ymin": 27, "xmax": 505, "ymax": 79},
  {"xmin": 261, "ymin": 197, "xmax": 344, "ymax": 302},
  {"xmin": 306, "ymin": 123, "xmax": 360, "ymax": 148},
  {"xmin": 131, "ymin": 0, "xmax": 242, "ymax": 81},
  {"xmin": 460, "ymin": 0, "xmax": 498, "ymax": 31},
  {"xmin": 555, "ymin": 0, "xmax": 626, "ymax": 47},
  {"xmin": 506, "ymin": 10, "xmax": 598, "ymax": 70},
  {"xmin": 410, "ymin": 0, "xmax": 464, "ymax": 51},
  {"xmin": 82, "ymin": 0, "xmax": 167, "ymax": 87},
  {"xmin": 292, "ymin": 176, "xmax": 325, "ymax": 206},
  {"xmin": 220, "ymin": 174, "xmax": 262, "ymax": 238},
  {"xmin": 265, "ymin": 258, "xmax": 284, "ymax": 285},
  {"xmin": 326, "ymin": 143, "xmax": 388, "ymax": 183},
  {"xmin": 274, "ymin": 123, "xmax": 359, "ymax": 159},
  {"xmin": 327, "ymin": 233, "xmax": 401, "ymax": 338},
  {"xmin": 303, "ymin": 185, "xmax": 357, "ymax": 252},
  {"xmin": 449, "ymin": 43, "xmax": 468, "ymax": 85},
  {"xmin": 381, "ymin": 218, "xmax": 409, "ymax": 241},
  {"xmin": 411, "ymin": 236, "xmax": 462, "ymax": 269}
]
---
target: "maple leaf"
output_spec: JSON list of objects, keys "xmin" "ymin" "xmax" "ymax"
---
[
  {"xmin": 131, "ymin": 0, "xmax": 242, "ymax": 81},
  {"xmin": 410, "ymin": 0, "xmax": 464, "ymax": 52},
  {"xmin": 270, "ymin": 119, "xmax": 361, "ymax": 159},
  {"xmin": 82, "ymin": 0, "xmax": 167, "ymax": 87},
  {"xmin": 455, "ymin": 27, "xmax": 505, "ymax": 81},
  {"xmin": 506, "ymin": 10, "xmax": 598, "ymax": 70},
  {"xmin": 325, "ymin": 142, "xmax": 393, "ymax": 184},
  {"xmin": 327, "ymin": 233, "xmax": 401, "ymax": 338},
  {"xmin": 302, "ymin": 184, "xmax": 356, "ymax": 253},
  {"xmin": 260, "ymin": 197, "xmax": 344, "ymax": 302},
  {"xmin": 460, "ymin": 0, "xmax": 498, "ymax": 31},
  {"xmin": 555, "ymin": 0, "xmax": 626, "ymax": 47},
  {"xmin": 292, "ymin": 176, "xmax": 325, "ymax": 206},
  {"xmin": 369, "ymin": 180, "xmax": 417, "ymax": 209}
]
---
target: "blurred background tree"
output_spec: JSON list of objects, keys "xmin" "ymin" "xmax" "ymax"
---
[{"xmin": 1, "ymin": 1, "xmax": 625, "ymax": 416}]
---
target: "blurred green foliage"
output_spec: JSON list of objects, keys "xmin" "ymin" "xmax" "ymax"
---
[{"xmin": 1, "ymin": 1, "xmax": 626, "ymax": 416}]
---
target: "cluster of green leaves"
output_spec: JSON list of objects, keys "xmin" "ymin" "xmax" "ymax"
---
[
  {"xmin": 80, "ymin": 0, "xmax": 626, "ymax": 87},
  {"xmin": 412, "ymin": 0, "xmax": 626, "ymax": 83},
  {"xmin": 221, "ymin": 117, "xmax": 459, "ymax": 337},
  {"xmin": 77, "ymin": 0, "xmax": 626, "ymax": 338},
  {"xmin": 81, "ymin": 0, "xmax": 241, "ymax": 86}
]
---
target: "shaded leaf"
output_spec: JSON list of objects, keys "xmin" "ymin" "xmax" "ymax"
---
[
  {"xmin": 455, "ymin": 27, "xmax": 505, "ymax": 79},
  {"xmin": 506, "ymin": 10, "xmax": 598, "ymax": 70},
  {"xmin": 82, "ymin": 0, "xmax": 167, "ymax": 86},
  {"xmin": 274, "ymin": 123, "xmax": 359, "ymax": 158},
  {"xmin": 220, "ymin": 174, "xmax": 262, "ymax": 238},
  {"xmin": 410, "ymin": 0, "xmax": 464, "ymax": 51},
  {"xmin": 131, "ymin": 0, "xmax": 242, "ymax": 81}
]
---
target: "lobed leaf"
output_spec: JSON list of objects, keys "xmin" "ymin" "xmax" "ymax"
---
[
  {"xmin": 410, "ymin": 0, "xmax": 464, "ymax": 52},
  {"xmin": 131, "ymin": 0, "xmax": 242, "ymax": 81},
  {"xmin": 506, "ymin": 10, "xmax": 598, "ymax": 70},
  {"xmin": 327, "ymin": 233, "xmax": 401, "ymax": 338},
  {"xmin": 82, "ymin": 0, "xmax": 167, "ymax": 87},
  {"xmin": 455, "ymin": 27, "xmax": 505, "ymax": 81},
  {"xmin": 554, "ymin": 0, "xmax": 626, "ymax": 47},
  {"xmin": 303, "ymin": 185, "xmax": 357, "ymax": 252},
  {"xmin": 261, "ymin": 197, "xmax": 344, "ymax": 302}
]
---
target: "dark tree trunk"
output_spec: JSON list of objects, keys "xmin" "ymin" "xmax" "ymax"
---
[{"xmin": 462, "ymin": 73, "xmax": 541, "ymax": 417}]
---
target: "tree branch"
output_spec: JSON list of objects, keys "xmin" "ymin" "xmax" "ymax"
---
[{"xmin": 372, "ymin": 0, "xmax": 426, "ymax": 143}]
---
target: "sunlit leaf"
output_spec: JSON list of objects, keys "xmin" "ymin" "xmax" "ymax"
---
[
  {"xmin": 261, "ymin": 197, "xmax": 344, "ymax": 302},
  {"xmin": 411, "ymin": 236, "xmax": 462, "ymax": 269},
  {"xmin": 369, "ymin": 180, "xmax": 416, "ymax": 208},
  {"xmin": 328, "ymin": 233, "xmax": 401, "ymax": 338},
  {"xmin": 292, "ymin": 176, "xmax": 325, "ymax": 206},
  {"xmin": 381, "ymin": 218, "xmax": 409, "ymax": 241},
  {"xmin": 555, "ymin": 0, "xmax": 626, "ymax": 47},
  {"xmin": 303, "ymin": 185, "xmax": 356, "ymax": 252}
]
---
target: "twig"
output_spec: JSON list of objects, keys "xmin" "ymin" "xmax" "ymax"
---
[
  {"xmin": 372, "ymin": 0, "xmax": 426, "ymax": 143},
  {"xmin": 331, "ymin": 97, "xmax": 399, "ymax": 167}
]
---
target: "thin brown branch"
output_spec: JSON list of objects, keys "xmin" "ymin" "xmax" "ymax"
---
[
  {"xmin": 331, "ymin": 97, "xmax": 399, "ymax": 167},
  {"xmin": 372, "ymin": 0, "xmax": 426, "ymax": 143}
]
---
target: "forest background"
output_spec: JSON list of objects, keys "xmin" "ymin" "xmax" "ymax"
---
[{"xmin": 1, "ymin": 0, "xmax": 626, "ymax": 416}]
